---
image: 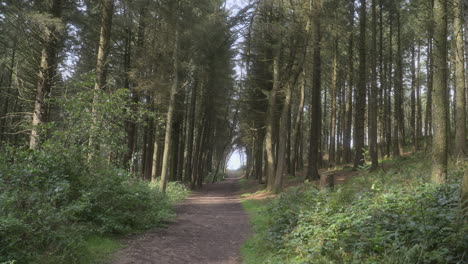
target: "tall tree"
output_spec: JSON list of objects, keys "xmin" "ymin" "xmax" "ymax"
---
[
  {"xmin": 369, "ymin": 0, "xmax": 378, "ymax": 169},
  {"xmin": 353, "ymin": 0, "xmax": 366, "ymax": 168},
  {"xmin": 431, "ymin": 0, "xmax": 448, "ymax": 183},
  {"xmin": 329, "ymin": 39, "xmax": 338, "ymax": 166},
  {"xmin": 89, "ymin": 0, "xmax": 114, "ymax": 152},
  {"xmin": 454, "ymin": 0, "xmax": 466, "ymax": 158},
  {"xmin": 160, "ymin": 1, "xmax": 180, "ymax": 192},
  {"xmin": 306, "ymin": 0, "xmax": 322, "ymax": 181},
  {"xmin": 29, "ymin": 0, "xmax": 63, "ymax": 148},
  {"xmin": 343, "ymin": 0, "xmax": 354, "ymax": 164}
]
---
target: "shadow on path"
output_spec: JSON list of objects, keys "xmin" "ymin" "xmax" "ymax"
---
[{"xmin": 112, "ymin": 177, "xmax": 250, "ymax": 264}]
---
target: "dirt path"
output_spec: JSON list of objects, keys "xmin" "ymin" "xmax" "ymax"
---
[{"xmin": 112, "ymin": 177, "xmax": 250, "ymax": 264}]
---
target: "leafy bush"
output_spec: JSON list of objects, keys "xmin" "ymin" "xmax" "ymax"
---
[
  {"xmin": 0, "ymin": 144, "xmax": 188, "ymax": 263},
  {"xmin": 243, "ymin": 157, "xmax": 468, "ymax": 264}
]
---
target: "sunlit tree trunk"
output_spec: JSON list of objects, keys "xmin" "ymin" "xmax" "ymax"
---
[
  {"xmin": 291, "ymin": 72, "xmax": 305, "ymax": 176},
  {"xmin": 30, "ymin": 0, "xmax": 62, "ymax": 149},
  {"xmin": 89, "ymin": 0, "xmax": 114, "ymax": 153},
  {"xmin": 160, "ymin": 4, "xmax": 180, "ymax": 192},
  {"xmin": 266, "ymin": 50, "xmax": 280, "ymax": 191},
  {"xmin": 274, "ymin": 82, "xmax": 291, "ymax": 193}
]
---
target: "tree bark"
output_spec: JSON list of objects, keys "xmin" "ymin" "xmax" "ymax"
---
[
  {"xmin": 426, "ymin": 20, "xmax": 434, "ymax": 148},
  {"xmin": 184, "ymin": 76, "xmax": 198, "ymax": 183},
  {"xmin": 431, "ymin": 0, "xmax": 448, "ymax": 184},
  {"xmin": 454, "ymin": 0, "xmax": 466, "ymax": 158},
  {"xmin": 265, "ymin": 49, "xmax": 280, "ymax": 191},
  {"xmin": 30, "ymin": 0, "xmax": 62, "ymax": 149},
  {"xmin": 353, "ymin": 0, "xmax": 366, "ymax": 168},
  {"xmin": 89, "ymin": 0, "xmax": 114, "ymax": 153},
  {"xmin": 160, "ymin": 6, "xmax": 180, "ymax": 192},
  {"xmin": 410, "ymin": 46, "xmax": 416, "ymax": 151},
  {"xmin": 343, "ymin": 0, "xmax": 354, "ymax": 164},
  {"xmin": 306, "ymin": 2, "xmax": 322, "ymax": 181},
  {"xmin": 369, "ymin": 0, "xmax": 378, "ymax": 169},
  {"xmin": 329, "ymin": 39, "xmax": 338, "ymax": 166},
  {"xmin": 291, "ymin": 72, "xmax": 305, "ymax": 176}
]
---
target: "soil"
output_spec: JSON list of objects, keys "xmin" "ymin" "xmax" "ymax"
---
[{"xmin": 111, "ymin": 176, "xmax": 250, "ymax": 264}]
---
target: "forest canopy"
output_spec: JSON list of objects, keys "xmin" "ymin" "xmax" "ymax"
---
[{"xmin": 1, "ymin": 0, "xmax": 468, "ymax": 263}]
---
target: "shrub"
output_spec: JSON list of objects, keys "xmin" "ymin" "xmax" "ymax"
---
[
  {"xmin": 244, "ymin": 157, "xmax": 468, "ymax": 264},
  {"xmin": 0, "ymin": 144, "xmax": 188, "ymax": 263}
]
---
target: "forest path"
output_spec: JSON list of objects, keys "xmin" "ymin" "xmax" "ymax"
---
[{"xmin": 111, "ymin": 175, "xmax": 250, "ymax": 264}]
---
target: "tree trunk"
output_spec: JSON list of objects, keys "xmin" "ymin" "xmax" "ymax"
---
[
  {"xmin": 265, "ymin": 49, "xmax": 280, "ymax": 191},
  {"xmin": 291, "ymin": 72, "xmax": 305, "ymax": 176},
  {"xmin": 30, "ymin": 0, "xmax": 62, "ymax": 149},
  {"xmin": 416, "ymin": 41, "xmax": 422, "ymax": 150},
  {"xmin": 393, "ymin": 10, "xmax": 403, "ymax": 158},
  {"xmin": 329, "ymin": 39, "xmax": 338, "ymax": 166},
  {"xmin": 274, "ymin": 81, "xmax": 292, "ymax": 193},
  {"xmin": 89, "ymin": 0, "xmax": 114, "ymax": 152},
  {"xmin": 410, "ymin": 46, "xmax": 416, "ymax": 151},
  {"xmin": 0, "ymin": 42, "xmax": 16, "ymax": 143},
  {"xmin": 426, "ymin": 27, "xmax": 434, "ymax": 148},
  {"xmin": 160, "ymin": 7, "xmax": 179, "ymax": 192},
  {"xmin": 462, "ymin": 164, "xmax": 468, "ymax": 219},
  {"xmin": 431, "ymin": 0, "xmax": 448, "ymax": 184},
  {"xmin": 184, "ymin": 76, "xmax": 198, "ymax": 183},
  {"xmin": 386, "ymin": 14, "xmax": 393, "ymax": 158},
  {"xmin": 369, "ymin": 0, "xmax": 378, "ymax": 169},
  {"xmin": 306, "ymin": 3, "xmax": 322, "ymax": 181},
  {"xmin": 454, "ymin": 0, "xmax": 466, "ymax": 158},
  {"xmin": 343, "ymin": 0, "xmax": 354, "ymax": 164},
  {"xmin": 125, "ymin": 6, "xmax": 146, "ymax": 169},
  {"xmin": 353, "ymin": 0, "xmax": 366, "ymax": 168}
]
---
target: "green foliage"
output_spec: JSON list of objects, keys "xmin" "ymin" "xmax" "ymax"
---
[
  {"xmin": 0, "ymin": 143, "xmax": 188, "ymax": 263},
  {"xmin": 79, "ymin": 236, "xmax": 122, "ymax": 264},
  {"xmin": 242, "ymin": 157, "xmax": 468, "ymax": 264},
  {"xmin": 50, "ymin": 86, "xmax": 145, "ymax": 160}
]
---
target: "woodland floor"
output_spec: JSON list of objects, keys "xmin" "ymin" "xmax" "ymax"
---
[{"xmin": 111, "ymin": 175, "xmax": 250, "ymax": 264}]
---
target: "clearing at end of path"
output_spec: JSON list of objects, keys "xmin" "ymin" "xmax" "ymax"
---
[{"xmin": 112, "ymin": 177, "xmax": 250, "ymax": 264}]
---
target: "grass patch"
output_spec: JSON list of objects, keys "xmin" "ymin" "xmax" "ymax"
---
[
  {"xmin": 81, "ymin": 236, "xmax": 122, "ymax": 263},
  {"xmin": 241, "ymin": 198, "xmax": 278, "ymax": 264}
]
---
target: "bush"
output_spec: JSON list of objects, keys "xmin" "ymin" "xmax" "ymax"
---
[
  {"xmin": 244, "ymin": 157, "xmax": 468, "ymax": 264},
  {"xmin": 0, "ymin": 144, "xmax": 188, "ymax": 263}
]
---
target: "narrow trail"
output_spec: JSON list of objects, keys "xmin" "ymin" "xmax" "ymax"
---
[{"xmin": 112, "ymin": 176, "xmax": 250, "ymax": 264}]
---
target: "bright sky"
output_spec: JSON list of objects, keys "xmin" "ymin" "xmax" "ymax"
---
[
  {"xmin": 225, "ymin": 0, "xmax": 248, "ymax": 171},
  {"xmin": 227, "ymin": 149, "xmax": 245, "ymax": 170}
]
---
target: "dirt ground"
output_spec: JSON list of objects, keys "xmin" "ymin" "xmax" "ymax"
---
[{"xmin": 111, "ymin": 177, "xmax": 250, "ymax": 264}]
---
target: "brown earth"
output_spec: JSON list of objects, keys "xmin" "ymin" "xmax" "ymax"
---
[{"xmin": 111, "ymin": 177, "xmax": 250, "ymax": 264}]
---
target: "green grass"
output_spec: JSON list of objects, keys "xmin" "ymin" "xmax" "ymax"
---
[
  {"xmin": 81, "ymin": 236, "xmax": 122, "ymax": 264},
  {"xmin": 241, "ymin": 199, "xmax": 279, "ymax": 264}
]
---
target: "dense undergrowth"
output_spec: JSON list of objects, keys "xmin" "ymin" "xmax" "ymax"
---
[
  {"xmin": 0, "ymin": 89, "xmax": 189, "ymax": 263},
  {"xmin": 242, "ymin": 154, "xmax": 468, "ymax": 264},
  {"xmin": 0, "ymin": 144, "xmax": 188, "ymax": 264}
]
